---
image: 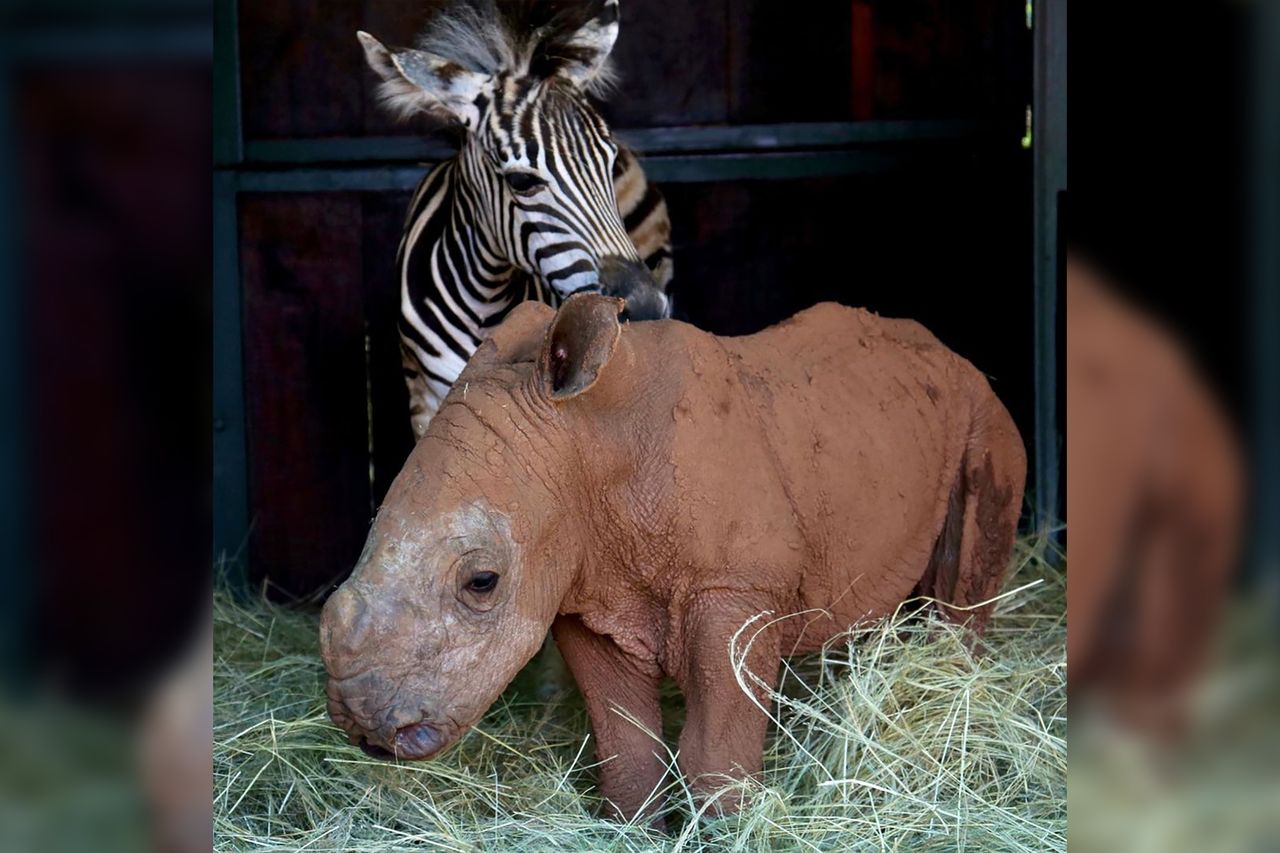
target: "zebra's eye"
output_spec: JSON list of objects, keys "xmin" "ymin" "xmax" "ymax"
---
[{"xmin": 504, "ymin": 171, "xmax": 546, "ymax": 194}]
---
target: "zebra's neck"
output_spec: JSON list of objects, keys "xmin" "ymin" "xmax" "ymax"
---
[{"xmin": 429, "ymin": 158, "xmax": 533, "ymax": 327}]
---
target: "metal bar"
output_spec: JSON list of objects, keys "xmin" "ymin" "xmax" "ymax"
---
[
  {"xmin": 213, "ymin": 0, "xmax": 242, "ymax": 166},
  {"xmin": 235, "ymin": 165, "xmax": 433, "ymax": 194},
  {"xmin": 212, "ymin": 0, "xmax": 246, "ymax": 588},
  {"xmin": 233, "ymin": 146, "xmax": 983, "ymax": 193},
  {"xmin": 212, "ymin": 173, "xmax": 249, "ymax": 587},
  {"xmin": 1032, "ymin": 0, "xmax": 1066, "ymax": 532},
  {"xmin": 246, "ymin": 135, "xmax": 457, "ymax": 166},
  {"xmin": 242, "ymin": 119, "xmax": 1004, "ymax": 166},
  {"xmin": 621, "ymin": 119, "xmax": 997, "ymax": 153},
  {"xmin": 640, "ymin": 148, "xmax": 964, "ymax": 183}
]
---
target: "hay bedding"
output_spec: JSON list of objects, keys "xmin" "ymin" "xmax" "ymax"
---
[{"xmin": 214, "ymin": 535, "xmax": 1065, "ymax": 852}]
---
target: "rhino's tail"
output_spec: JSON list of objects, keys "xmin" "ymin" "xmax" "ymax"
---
[{"xmin": 917, "ymin": 396, "xmax": 1027, "ymax": 635}]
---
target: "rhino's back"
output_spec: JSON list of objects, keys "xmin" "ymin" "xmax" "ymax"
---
[
  {"xmin": 675, "ymin": 303, "xmax": 980, "ymax": 627},
  {"xmin": 726, "ymin": 302, "xmax": 949, "ymax": 376}
]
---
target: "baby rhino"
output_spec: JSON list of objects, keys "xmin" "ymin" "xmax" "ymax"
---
[{"xmin": 321, "ymin": 294, "xmax": 1026, "ymax": 821}]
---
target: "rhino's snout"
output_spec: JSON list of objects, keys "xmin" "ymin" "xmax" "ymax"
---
[
  {"xmin": 322, "ymin": 581, "xmax": 462, "ymax": 762},
  {"xmin": 320, "ymin": 584, "xmax": 375, "ymax": 679},
  {"xmin": 319, "ymin": 505, "xmax": 533, "ymax": 764}
]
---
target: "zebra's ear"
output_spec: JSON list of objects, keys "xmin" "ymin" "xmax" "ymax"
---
[
  {"xmin": 358, "ymin": 31, "xmax": 488, "ymax": 128},
  {"xmin": 539, "ymin": 294, "xmax": 624, "ymax": 402},
  {"xmin": 554, "ymin": 0, "xmax": 620, "ymax": 90}
]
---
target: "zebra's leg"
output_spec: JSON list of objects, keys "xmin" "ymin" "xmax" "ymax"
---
[
  {"xmin": 406, "ymin": 380, "xmax": 435, "ymax": 441},
  {"xmin": 401, "ymin": 343, "xmax": 439, "ymax": 440}
]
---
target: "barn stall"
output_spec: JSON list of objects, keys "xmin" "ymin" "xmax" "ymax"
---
[
  {"xmin": 212, "ymin": 0, "xmax": 1066, "ymax": 848},
  {"xmin": 213, "ymin": 0, "xmax": 1063, "ymax": 597}
]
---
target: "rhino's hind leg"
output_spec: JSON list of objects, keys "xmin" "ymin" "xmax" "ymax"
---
[{"xmin": 920, "ymin": 402, "xmax": 1027, "ymax": 634}]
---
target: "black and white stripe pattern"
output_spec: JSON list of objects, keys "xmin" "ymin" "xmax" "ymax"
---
[{"xmin": 360, "ymin": 1, "xmax": 673, "ymax": 436}]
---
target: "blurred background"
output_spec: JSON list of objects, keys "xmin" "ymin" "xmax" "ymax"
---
[
  {"xmin": 1, "ymin": 0, "xmax": 212, "ymax": 850},
  {"xmin": 1068, "ymin": 2, "xmax": 1280, "ymax": 851},
  {"xmin": 0, "ymin": 0, "xmax": 1273, "ymax": 850}
]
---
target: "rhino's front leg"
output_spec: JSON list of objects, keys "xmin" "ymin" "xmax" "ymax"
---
[
  {"xmin": 673, "ymin": 593, "xmax": 782, "ymax": 813},
  {"xmin": 551, "ymin": 614, "xmax": 666, "ymax": 825}
]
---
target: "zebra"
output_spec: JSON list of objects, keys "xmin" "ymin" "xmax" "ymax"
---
[{"xmin": 358, "ymin": 0, "xmax": 674, "ymax": 438}]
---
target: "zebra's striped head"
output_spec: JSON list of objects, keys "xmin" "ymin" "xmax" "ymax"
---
[{"xmin": 359, "ymin": 0, "xmax": 669, "ymax": 320}]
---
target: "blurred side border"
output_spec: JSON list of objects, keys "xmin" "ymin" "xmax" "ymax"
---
[
  {"xmin": 0, "ymin": 0, "xmax": 213, "ymax": 685},
  {"xmin": 1253, "ymin": 0, "xmax": 1279, "ymax": 607}
]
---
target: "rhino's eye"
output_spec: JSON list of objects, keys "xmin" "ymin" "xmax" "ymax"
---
[{"xmin": 465, "ymin": 571, "xmax": 499, "ymax": 594}]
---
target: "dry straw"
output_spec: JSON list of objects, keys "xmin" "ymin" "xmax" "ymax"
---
[{"xmin": 214, "ymin": 534, "xmax": 1065, "ymax": 852}]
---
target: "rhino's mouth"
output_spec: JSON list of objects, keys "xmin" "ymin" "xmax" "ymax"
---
[
  {"xmin": 328, "ymin": 674, "xmax": 464, "ymax": 761},
  {"xmin": 393, "ymin": 721, "xmax": 449, "ymax": 759},
  {"xmin": 353, "ymin": 720, "xmax": 460, "ymax": 761},
  {"xmin": 357, "ymin": 737, "xmax": 393, "ymax": 759}
]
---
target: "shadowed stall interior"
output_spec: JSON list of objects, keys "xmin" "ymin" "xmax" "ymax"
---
[{"xmin": 225, "ymin": 0, "xmax": 1035, "ymax": 599}]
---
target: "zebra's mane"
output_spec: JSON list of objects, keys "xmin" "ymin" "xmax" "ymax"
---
[{"xmin": 417, "ymin": 0, "xmax": 618, "ymax": 97}]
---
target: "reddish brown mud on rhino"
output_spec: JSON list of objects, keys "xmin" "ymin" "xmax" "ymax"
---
[{"xmin": 320, "ymin": 294, "xmax": 1026, "ymax": 822}]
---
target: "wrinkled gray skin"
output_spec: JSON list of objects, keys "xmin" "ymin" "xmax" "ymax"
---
[
  {"xmin": 321, "ymin": 504, "xmax": 545, "ymax": 760},
  {"xmin": 320, "ymin": 299, "xmax": 596, "ymax": 764}
]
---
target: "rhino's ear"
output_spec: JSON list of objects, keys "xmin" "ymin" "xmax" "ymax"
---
[
  {"xmin": 539, "ymin": 294, "xmax": 624, "ymax": 401},
  {"xmin": 358, "ymin": 31, "xmax": 488, "ymax": 128}
]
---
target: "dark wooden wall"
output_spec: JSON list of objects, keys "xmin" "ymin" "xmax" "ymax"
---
[
  {"xmin": 239, "ymin": 193, "xmax": 415, "ymax": 596},
  {"xmin": 226, "ymin": 0, "xmax": 1032, "ymax": 598},
  {"xmin": 238, "ymin": 0, "xmax": 1022, "ymax": 139}
]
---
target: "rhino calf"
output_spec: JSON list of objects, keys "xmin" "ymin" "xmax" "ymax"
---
[{"xmin": 321, "ymin": 294, "xmax": 1026, "ymax": 821}]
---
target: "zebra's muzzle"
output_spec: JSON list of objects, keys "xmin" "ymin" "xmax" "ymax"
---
[{"xmin": 597, "ymin": 256, "xmax": 670, "ymax": 322}]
